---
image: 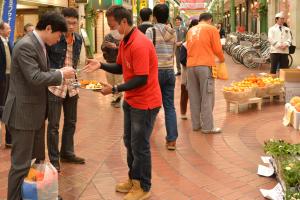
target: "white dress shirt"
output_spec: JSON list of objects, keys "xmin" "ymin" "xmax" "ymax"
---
[{"xmin": 268, "ymin": 24, "xmax": 292, "ymax": 54}]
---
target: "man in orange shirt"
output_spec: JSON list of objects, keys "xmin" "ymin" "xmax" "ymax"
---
[{"xmin": 186, "ymin": 13, "xmax": 225, "ymax": 133}]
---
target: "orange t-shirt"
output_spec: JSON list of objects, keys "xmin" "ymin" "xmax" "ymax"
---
[{"xmin": 186, "ymin": 23, "xmax": 224, "ymax": 68}]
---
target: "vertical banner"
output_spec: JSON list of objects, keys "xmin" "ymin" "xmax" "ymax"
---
[
  {"xmin": 140, "ymin": 0, "xmax": 147, "ymax": 9},
  {"xmin": 2, "ymin": 0, "xmax": 17, "ymax": 46}
]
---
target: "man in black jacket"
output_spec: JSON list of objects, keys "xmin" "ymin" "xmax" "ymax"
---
[
  {"xmin": 0, "ymin": 21, "xmax": 12, "ymax": 147},
  {"xmin": 138, "ymin": 8, "xmax": 153, "ymax": 34}
]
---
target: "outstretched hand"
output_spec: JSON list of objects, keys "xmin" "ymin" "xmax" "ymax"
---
[{"xmin": 83, "ymin": 59, "xmax": 101, "ymax": 73}]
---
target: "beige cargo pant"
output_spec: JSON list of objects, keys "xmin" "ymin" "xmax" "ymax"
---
[{"xmin": 187, "ymin": 66, "xmax": 215, "ymax": 131}]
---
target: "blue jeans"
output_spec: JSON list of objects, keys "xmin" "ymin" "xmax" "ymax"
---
[
  {"xmin": 123, "ymin": 101, "xmax": 160, "ymax": 192},
  {"xmin": 158, "ymin": 69, "xmax": 178, "ymax": 142}
]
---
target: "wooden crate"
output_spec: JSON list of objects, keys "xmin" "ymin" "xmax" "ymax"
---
[{"xmin": 226, "ymin": 97, "xmax": 262, "ymax": 114}]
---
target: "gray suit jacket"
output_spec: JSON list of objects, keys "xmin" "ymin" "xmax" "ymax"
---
[{"xmin": 2, "ymin": 32, "xmax": 62, "ymax": 130}]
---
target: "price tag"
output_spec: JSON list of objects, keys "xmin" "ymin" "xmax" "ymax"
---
[
  {"xmin": 261, "ymin": 156, "xmax": 272, "ymax": 164},
  {"xmin": 257, "ymin": 164, "xmax": 274, "ymax": 177},
  {"xmin": 260, "ymin": 183, "xmax": 284, "ymax": 200}
]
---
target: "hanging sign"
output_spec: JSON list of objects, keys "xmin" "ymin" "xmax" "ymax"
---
[{"xmin": 2, "ymin": 0, "xmax": 17, "ymax": 46}]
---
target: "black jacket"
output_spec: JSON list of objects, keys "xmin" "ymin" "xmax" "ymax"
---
[
  {"xmin": 138, "ymin": 23, "xmax": 153, "ymax": 34},
  {"xmin": 0, "ymin": 38, "xmax": 12, "ymax": 80}
]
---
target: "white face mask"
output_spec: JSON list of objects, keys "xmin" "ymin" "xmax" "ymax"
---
[{"xmin": 111, "ymin": 29, "xmax": 123, "ymax": 40}]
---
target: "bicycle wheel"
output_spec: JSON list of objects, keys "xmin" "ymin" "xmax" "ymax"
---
[
  {"xmin": 288, "ymin": 54, "xmax": 293, "ymax": 68},
  {"xmin": 242, "ymin": 51, "xmax": 260, "ymax": 68}
]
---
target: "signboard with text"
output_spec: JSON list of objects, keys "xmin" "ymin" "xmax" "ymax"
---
[{"xmin": 2, "ymin": 0, "xmax": 17, "ymax": 46}]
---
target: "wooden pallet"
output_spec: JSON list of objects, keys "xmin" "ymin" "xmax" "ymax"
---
[{"xmin": 226, "ymin": 97, "xmax": 262, "ymax": 114}]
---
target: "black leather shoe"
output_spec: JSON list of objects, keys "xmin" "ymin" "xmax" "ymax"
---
[
  {"xmin": 5, "ymin": 143, "xmax": 12, "ymax": 148},
  {"xmin": 58, "ymin": 195, "xmax": 63, "ymax": 200},
  {"xmin": 51, "ymin": 162, "xmax": 61, "ymax": 173},
  {"xmin": 60, "ymin": 155, "xmax": 85, "ymax": 164}
]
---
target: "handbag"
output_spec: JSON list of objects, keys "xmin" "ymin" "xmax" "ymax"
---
[
  {"xmin": 289, "ymin": 44, "xmax": 296, "ymax": 54},
  {"xmin": 216, "ymin": 62, "xmax": 229, "ymax": 80}
]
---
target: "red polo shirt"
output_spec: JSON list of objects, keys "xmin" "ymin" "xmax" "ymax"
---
[{"xmin": 116, "ymin": 28, "xmax": 162, "ymax": 110}]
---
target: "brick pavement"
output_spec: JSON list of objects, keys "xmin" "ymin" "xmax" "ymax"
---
[{"xmin": 1, "ymin": 54, "xmax": 300, "ymax": 200}]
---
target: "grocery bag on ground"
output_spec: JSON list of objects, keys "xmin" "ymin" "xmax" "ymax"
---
[
  {"xmin": 216, "ymin": 62, "xmax": 229, "ymax": 80},
  {"xmin": 22, "ymin": 162, "xmax": 58, "ymax": 200}
]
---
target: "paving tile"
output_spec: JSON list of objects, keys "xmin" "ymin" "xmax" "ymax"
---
[{"xmin": 0, "ymin": 54, "xmax": 287, "ymax": 199}]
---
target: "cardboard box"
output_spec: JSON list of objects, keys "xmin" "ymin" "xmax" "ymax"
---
[
  {"xmin": 283, "ymin": 103, "xmax": 300, "ymax": 130},
  {"xmin": 280, "ymin": 69, "xmax": 300, "ymax": 82}
]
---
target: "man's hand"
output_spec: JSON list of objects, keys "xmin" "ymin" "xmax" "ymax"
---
[
  {"xmin": 280, "ymin": 43, "xmax": 288, "ymax": 50},
  {"xmin": 83, "ymin": 59, "xmax": 101, "ymax": 73},
  {"xmin": 99, "ymin": 82, "xmax": 113, "ymax": 95},
  {"xmin": 176, "ymin": 41, "xmax": 182, "ymax": 47},
  {"xmin": 60, "ymin": 67, "xmax": 75, "ymax": 79}
]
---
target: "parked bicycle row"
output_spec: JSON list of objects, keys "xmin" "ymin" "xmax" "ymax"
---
[{"xmin": 223, "ymin": 33, "xmax": 293, "ymax": 68}]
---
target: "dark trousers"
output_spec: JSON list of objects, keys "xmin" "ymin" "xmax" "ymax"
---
[
  {"xmin": 7, "ymin": 124, "xmax": 45, "ymax": 200},
  {"xmin": 47, "ymin": 92, "xmax": 78, "ymax": 164},
  {"xmin": 158, "ymin": 69, "xmax": 178, "ymax": 142},
  {"xmin": 123, "ymin": 101, "xmax": 160, "ymax": 192},
  {"xmin": 0, "ymin": 74, "xmax": 11, "ymax": 144},
  {"xmin": 180, "ymin": 84, "xmax": 189, "ymax": 115},
  {"xmin": 270, "ymin": 53, "xmax": 289, "ymax": 74}
]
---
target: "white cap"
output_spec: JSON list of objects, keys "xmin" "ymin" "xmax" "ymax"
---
[{"xmin": 275, "ymin": 12, "xmax": 284, "ymax": 18}]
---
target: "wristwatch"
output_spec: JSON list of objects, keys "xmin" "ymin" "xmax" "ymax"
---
[{"xmin": 112, "ymin": 85, "xmax": 118, "ymax": 94}]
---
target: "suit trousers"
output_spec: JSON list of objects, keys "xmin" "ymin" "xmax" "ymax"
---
[
  {"xmin": 175, "ymin": 47, "xmax": 181, "ymax": 73},
  {"xmin": 187, "ymin": 66, "xmax": 215, "ymax": 131},
  {"xmin": 7, "ymin": 124, "xmax": 45, "ymax": 200},
  {"xmin": 47, "ymin": 92, "xmax": 78, "ymax": 164}
]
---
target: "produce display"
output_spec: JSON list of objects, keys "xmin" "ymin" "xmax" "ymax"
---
[
  {"xmin": 223, "ymin": 74, "xmax": 284, "ymax": 101},
  {"xmin": 264, "ymin": 140, "xmax": 300, "ymax": 200}
]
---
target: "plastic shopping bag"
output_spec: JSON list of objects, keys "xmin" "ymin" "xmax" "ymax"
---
[
  {"xmin": 216, "ymin": 62, "xmax": 229, "ymax": 80},
  {"xmin": 22, "ymin": 162, "xmax": 58, "ymax": 200}
]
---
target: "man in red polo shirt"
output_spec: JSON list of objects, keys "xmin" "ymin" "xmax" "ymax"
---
[{"xmin": 83, "ymin": 5, "xmax": 161, "ymax": 200}]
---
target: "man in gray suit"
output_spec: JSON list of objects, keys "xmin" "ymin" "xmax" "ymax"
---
[{"xmin": 2, "ymin": 11, "xmax": 75, "ymax": 200}]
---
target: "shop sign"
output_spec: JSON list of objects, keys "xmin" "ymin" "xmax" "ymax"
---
[
  {"xmin": 180, "ymin": 0, "xmax": 206, "ymax": 10},
  {"xmin": 2, "ymin": 0, "xmax": 17, "ymax": 46},
  {"xmin": 99, "ymin": 0, "xmax": 112, "ymax": 9},
  {"xmin": 140, "ymin": 0, "xmax": 147, "ymax": 9}
]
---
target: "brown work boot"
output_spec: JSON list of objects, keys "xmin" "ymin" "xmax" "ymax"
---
[
  {"xmin": 123, "ymin": 180, "xmax": 150, "ymax": 200},
  {"xmin": 166, "ymin": 141, "xmax": 176, "ymax": 151},
  {"xmin": 116, "ymin": 179, "xmax": 133, "ymax": 193}
]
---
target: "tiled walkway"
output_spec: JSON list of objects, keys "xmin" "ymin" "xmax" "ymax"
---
[{"xmin": 1, "ymin": 54, "xmax": 300, "ymax": 200}]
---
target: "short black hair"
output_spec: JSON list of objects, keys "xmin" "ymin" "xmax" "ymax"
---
[
  {"xmin": 0, "ymin": 21, "xmax": 8, "ymax": 30},
  {"xmin": 189, "ymin": 19, "xmax": 198, "ymax": 29},
  {"xmin": 24, "ymin": 23, "xmax": 33, "ymax": 32},
  {"xmin": 153, "ymin": 4, "xmax": 169, "ymax": 24},
  {"xmin": 106, "ymin": 5, "xmax": 133, "ymax": 26},
  {"xmin": 140, "ymin": 8, "xmax": 152, "ymax": 22},
  {"xmin": 175, "ymin": 16, "xmax": 182, "ymax": 21},
  {"xmin": 62, "ymin": 7, "xmax": 79, "ymax": 19},
  {"xmin": 199, "ymin": 12, "xmax": 213, "ymax": 22},
  {"xmin": 36, "ymin": 11, "xmax": 67, "ymax": 32}
]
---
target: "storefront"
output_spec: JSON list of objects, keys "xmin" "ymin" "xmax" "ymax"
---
[{"xmin": 15, "ymin": 0, "xmax": 68, "ymax": 40}]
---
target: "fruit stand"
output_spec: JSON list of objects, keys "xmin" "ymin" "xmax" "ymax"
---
[{"xmin": 223, "ymin": 74, "xmax": 284, "ymax": 113}]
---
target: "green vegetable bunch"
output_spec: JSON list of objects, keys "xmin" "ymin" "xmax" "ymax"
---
[{"xmin": 264, "ymin": 140, "xmax": 300, "ymax": 158}]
